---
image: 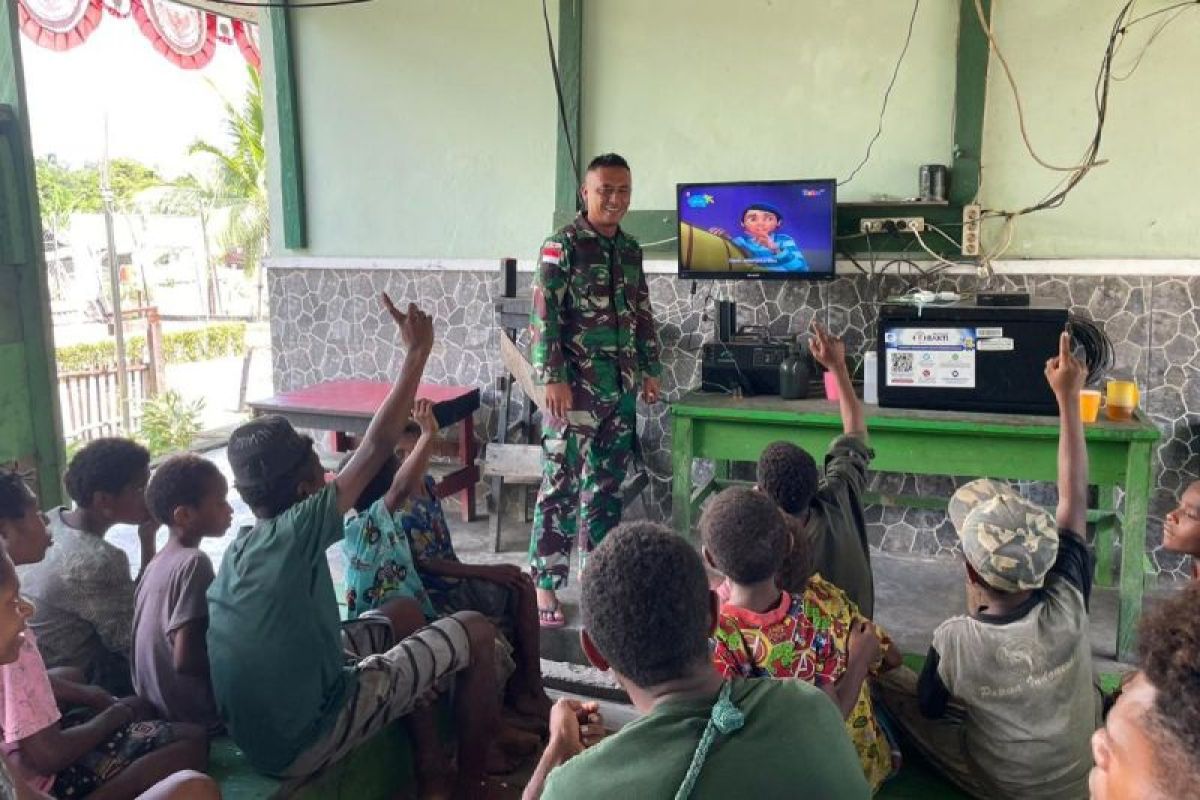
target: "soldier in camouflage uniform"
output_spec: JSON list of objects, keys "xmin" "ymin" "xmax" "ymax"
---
[{"xmin": 528, "ymin": 153, "xmax": 662, "ymax": 625}]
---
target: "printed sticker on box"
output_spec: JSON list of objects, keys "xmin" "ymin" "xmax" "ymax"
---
[
  {"xmin": 883, "ymin": 327, "xmax": 976, "ymax": 388},
  {"xmin": 977, "ymin": 337, "xmax": 1015, "ymax": 352},
  {"xmin": 975, "ymin": 327, "xmax": 1004, "ymax": 338}
]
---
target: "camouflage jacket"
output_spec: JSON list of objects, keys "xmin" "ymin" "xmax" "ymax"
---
[{"xmin": 530, "ymin": 215, "xmax": 662, "ymax": 411}]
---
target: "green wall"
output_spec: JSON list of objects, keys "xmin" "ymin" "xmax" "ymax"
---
[
  {"xmin": 270, "ymin": 0, "xmax": 1200, "ymax": 259},
  {"xmin": 268, "ymin": 0, "xmax": 558, "ymax": 259}
]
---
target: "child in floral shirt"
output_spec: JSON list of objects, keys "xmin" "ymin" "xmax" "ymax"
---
[{"xmin": 702, "ymin": 487, "xmax": 901, "ymax": 792}]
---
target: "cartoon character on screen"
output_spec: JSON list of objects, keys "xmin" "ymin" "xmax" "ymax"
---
[{"xmin": 712, "ymin": 202, "xmax": 808, "ymax": 272}]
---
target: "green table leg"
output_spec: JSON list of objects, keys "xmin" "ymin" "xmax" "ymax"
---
[
  {"xmin": 672, "ymin": 416, "xmax": 695, "ymax": 539},
  {"xmin": 1117, "ymin": 442, "xmax": 1152, "ymax": 663},
  {"xmin": 1094, "ymin": 483, "xmax": 1117, "ymax": 587}
]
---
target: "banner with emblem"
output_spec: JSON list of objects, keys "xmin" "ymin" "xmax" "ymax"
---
[{"xmin": 16, "ymin": 0, "xmax": 104, "ymax": 52}]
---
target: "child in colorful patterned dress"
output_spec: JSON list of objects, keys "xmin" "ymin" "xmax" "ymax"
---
[{"xmin": 702, "ymin": 486, "xmax": 902, "ymax": 793}]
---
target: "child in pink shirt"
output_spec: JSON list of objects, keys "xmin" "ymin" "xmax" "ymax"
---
[{"xmin": 0, "ymin": 467, "xmax": 208, "ymax": 798}]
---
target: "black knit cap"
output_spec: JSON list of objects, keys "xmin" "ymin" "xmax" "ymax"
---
[{"xmin": 227, "ymin": 415, "xmax": 314, "ymax": 492}]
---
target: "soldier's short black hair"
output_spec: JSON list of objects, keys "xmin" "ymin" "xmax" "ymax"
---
[
  {"xmin": 742, "ymin": 202, "xmax": 784, "ymax": 223},
  {"xmin": 586, "ymin": 153, "xmax": 630, "ymax": 172},
  {"xmin": 700, "ymin": 487, "xmax": 789, "ymax": 585},
  {"xmin": 145, "ymin": 454, "xmax": 224, "ymax": 526},
  {"xmin": 0, "ymin": 468, "xmax": 35, "ymax": 521},
  {"xmin": 1137, "ymin": 581, "xmax": 1200, "ymax": 796},
  {"xmin": 757, "ymin": 441, "xmax": 820, "ymax": 515},
  {"xmin": 64, "ymin": 438, "xmax": 150, "ymax": 508},
  {"xmin": 582, "ymin": 522, "xmax": 711, "ymax": 688}
]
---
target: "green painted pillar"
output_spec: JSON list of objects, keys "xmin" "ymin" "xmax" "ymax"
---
[{"xmin": 0, "ymin": 1, "xmax": 65, "ymax": 506}]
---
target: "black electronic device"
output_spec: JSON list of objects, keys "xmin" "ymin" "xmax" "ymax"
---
[
  {"xmin": 716, "ymin": 300, "xmax": 738, "ymax": 342},
  {"xmin": 976, "ymin": 291, "xmax": 1031, "ymax": 307},
  {"xmin": 876, "ymin": 301, "xmax": 1068, "ymax": 415},
  {"xmin": 501, "ymin": 258, "xmax": 517, "ymax": 298},
  {"xmin": 701, "ymin": 340, "xmax": 790, "ymax": 395}
]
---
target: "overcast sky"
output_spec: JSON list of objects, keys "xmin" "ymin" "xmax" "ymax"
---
[{"xmin": 19, "ymin": 13, "xmax": 251, "ymax": 178}]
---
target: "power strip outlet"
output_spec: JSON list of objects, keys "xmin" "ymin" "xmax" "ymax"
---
[
  {"xmin": 859, "ymin": 217, "xmax": 926, "ymax": 235},
  {"xmin": 961, "ymin": 203, "xmax": 981, "ymax": 257}
]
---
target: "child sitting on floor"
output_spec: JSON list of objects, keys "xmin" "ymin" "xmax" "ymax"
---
[
  {"xmin": 523, "ymin": 521, "xmax": 869, "ymax": 799},
  {"xmin": 207, "ymin": 297, "xmax": 504, "ymax": 798},
  {"xmin": 703, "ymin": 486, "xmax": 901, "ymax": 792},
  {"xmin": 344, "ymin": 399, "xmax": 551, "ymax": 723},
  {"xmin": 875, "ymin": 332, "xmax": 1101, "ymax": 800},
  {"xmin": 18, "ymin": 438, "xmax": 159, "ymax": 694},
  {"xmin": 753, "ymin": 322, "xmax": 876, "ymax": 616},
  {"xmin": 132, "ymin": 455, "xmax": 232, "ymax": 733},
  {"xmin": 1162, "ymin": 478, "xmax": 1199, "ymax": 582},
  {"xmin": 0, "ymin": 466, "xmax": 208, "ymax": 799}
]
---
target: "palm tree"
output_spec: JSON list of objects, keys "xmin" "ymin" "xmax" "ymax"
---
[{"xmin": 190, "ymin": 65, "xmax": 267, "ymax": 281}]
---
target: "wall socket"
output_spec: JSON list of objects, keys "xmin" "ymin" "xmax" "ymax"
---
[
  {"xmin": 961, "ymin": 203, "xmax": 981, "ymax": 257},
  {"xmin": 858, "ymin": 217, "xmax": 926, "ymax": 234}
]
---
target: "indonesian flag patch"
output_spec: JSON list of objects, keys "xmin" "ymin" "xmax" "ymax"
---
[{"xmin": 541, "ymin": 241, "xmax": 564, "ymax": 265}]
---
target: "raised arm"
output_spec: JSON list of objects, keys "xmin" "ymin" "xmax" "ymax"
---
[
  {"xmin": 334, "ymin": 294, "xmax": 432, "ymax": 515},
  {"xmin": 810, "ymin": 322, "xmax": 865, "ymax": 438},
  {"xmin": 1045, "ymin": 331, "xmax": 1088, "ymax": 536},
  {"xmin": 383, "ymin": 399, "xmax": 439, "ymax": 513}
]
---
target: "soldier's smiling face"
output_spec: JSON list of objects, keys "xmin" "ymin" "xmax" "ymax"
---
[{"xmin": 581, "ymin": 166, "xmax": 632, "ymax": 233}]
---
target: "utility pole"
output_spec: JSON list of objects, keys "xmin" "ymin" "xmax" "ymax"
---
[{"xmin": 101, "ymin": 116, "xmax": 131, "ymax": 433}]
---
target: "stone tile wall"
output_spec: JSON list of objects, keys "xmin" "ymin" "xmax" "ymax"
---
[{"xmin": 269, "ymin": 267, "xmax": 1199, "ymax": 582}]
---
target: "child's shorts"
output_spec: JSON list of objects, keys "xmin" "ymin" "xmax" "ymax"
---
[
  {"xmin": 440, "ymin": 577, "xmax": 518, "ymax": 641},
  {"xmin": 52, "ymin": 719, "xmax": 174, "ymax": 798}
]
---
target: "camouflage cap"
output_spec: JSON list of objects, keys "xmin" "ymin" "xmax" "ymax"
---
[{"xmin": 948, "ymin": 478, "xmax": 1059, "ymax": 592}]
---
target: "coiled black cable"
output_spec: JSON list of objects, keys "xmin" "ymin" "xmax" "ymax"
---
[{"xmin": 1068, "ymin": 313, "xmax": 1114, "ymax": 387}]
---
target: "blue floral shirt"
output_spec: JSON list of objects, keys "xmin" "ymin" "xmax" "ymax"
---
[
  {"xmin": 731, "ymin": 232, "xmax": 808, "ymax": 272},
  {"xmin": 342, "ymin": 497, "xmax": 435, "ymax": 621},
  {"xmin": 401, "ymin": 475, "xmax": 462, "ymax": 611}
]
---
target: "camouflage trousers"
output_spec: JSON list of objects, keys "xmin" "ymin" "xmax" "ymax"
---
[{"xmin": 529, "ymin": 391, "xmax": 637, "ymax": 590}]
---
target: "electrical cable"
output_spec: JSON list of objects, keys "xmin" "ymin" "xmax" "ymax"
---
[
  {"xmin": 982, "ymin": 1, "xmax": 1193, "ymax": 220},
  {"xmin": 909, "ymin": 227, "xmax": 958, "ymax": 271},
  {"xmin": 1067, "ymin": 313, "xmax": 1114, "ymax": 386},
  {"xmin": 838, "ymin": 0, "xmax": 920, "ymax": 187},
  {"xmin": 926, "ymin": 223, "xmax": 963, "ymax": 250},
  {"xmin": 1112, "ymin": 3, "xmax": 1196, "ymax": 81},
  {"xmin": 541, "ymin": 0, "xmax": 581, "ymax": 203},
  {"xmin": 973, "ymin": 0, "xmax": 1102, "ymax": 173}
]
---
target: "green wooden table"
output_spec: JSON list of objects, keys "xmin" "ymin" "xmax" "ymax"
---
[{"xmin": 670, "ymin": 393, "xmax": 1161, "ymax": 661}]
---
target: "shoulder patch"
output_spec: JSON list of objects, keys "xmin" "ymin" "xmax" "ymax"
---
[{"xmin": 541, "ymin": 241, "xmax": 564, "ymax": 265}]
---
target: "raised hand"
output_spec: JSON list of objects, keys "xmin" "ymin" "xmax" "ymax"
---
[
  {"xmin": 810, "ymin": 321, "xmax": 847, "ymax": 374},
  {"xmin": 1045, "ymin": 331, "xmax": 1086, "ymax": 399},
  {"xmin": 412, "ymin": 398, "xmax": 439, "ymax": 438},
  {"xmin": 382, "ymin": 293, "xmax": 433, "ymax": 353}
]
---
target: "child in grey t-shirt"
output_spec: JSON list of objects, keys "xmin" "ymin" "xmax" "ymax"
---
[{"xmin": 132, "ymin": 455, "xmax": 232, "ymax": 732}]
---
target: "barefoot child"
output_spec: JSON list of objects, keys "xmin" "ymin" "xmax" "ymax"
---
[
  {"xmin": 132, "ymin": 455, "xmax": 232, "ymax": 732},
  {"xmin": 0, "ymin": 467, "xmax": 208, "ymax": 799}
]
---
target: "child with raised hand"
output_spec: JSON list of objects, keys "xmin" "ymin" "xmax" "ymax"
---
[
  {"xmin": 877, "ymin": 331, "xmax": 1101, "ymax": 800},
  {"xmin": 132, "ymin": 455, "xmax": 232, "ymax": 733},
  {"xmin": 703, "ymin": 486, "xmax": 901, "ymax": 792},
  {"xmin": 752, "ymin": 321, "xmax": 877, "ymax": 617},
  {"xmin": 383, "ymin": 406, "xmax": 552, "ymax": 723},
  {"xmin": 18, "ymin": 438, "xmax": 158, "ymax": 694},
  {"xmin": 208, "ymin": 295, "xmax": 504, "ymax": 798},
  {"xmin": 0, "ymin": 466, "xmax": 208, "ymax": 799}
]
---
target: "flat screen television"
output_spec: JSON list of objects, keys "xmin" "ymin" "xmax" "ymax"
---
[{"xmin": 677, "ymin": 178, "xmax": 836, "ymax": 280}]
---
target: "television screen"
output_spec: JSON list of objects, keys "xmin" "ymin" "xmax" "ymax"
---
[{"xmin": 677, "ymin": 178, "xmax": 836, "ymax": 280}]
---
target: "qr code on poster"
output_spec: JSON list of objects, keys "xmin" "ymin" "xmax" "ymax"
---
[{"xmin": 889, "ymin": 352, "xmax": 913, "ymax": 374}]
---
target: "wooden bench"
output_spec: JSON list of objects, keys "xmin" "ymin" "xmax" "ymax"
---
[{"xmin": 482, "ymin": 443, "xmax": 650, "ymax": 552}]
